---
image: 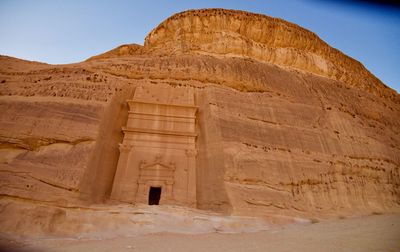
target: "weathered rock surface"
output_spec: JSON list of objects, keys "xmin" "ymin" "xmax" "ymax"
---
[
  {"xmin": 86, "ymin": 43, "xmax": 143, "ymax": 61},
  {"xmin": 0, "ymin": 8, "xmax": 399, "ymax": 237},
  {"xmin": 144, "ymin": 9, "xmax": 397, "ymax": 101}
]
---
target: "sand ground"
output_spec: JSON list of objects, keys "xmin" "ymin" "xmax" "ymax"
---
[{"xmin": 1, "ymin": 213, "xmax": 399, "ymax": 252}]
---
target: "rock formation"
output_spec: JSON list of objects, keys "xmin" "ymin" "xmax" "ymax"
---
[{"xmin": 0, "ymin": 8, "xmax": 399, "ymax": 237}]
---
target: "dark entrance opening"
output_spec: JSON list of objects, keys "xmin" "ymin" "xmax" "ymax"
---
[{"xmin": 148, "ymin": 187, "xmax": 161, "ymax": 205}]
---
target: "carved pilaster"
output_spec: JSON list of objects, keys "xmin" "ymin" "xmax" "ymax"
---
[
  {"xmin": 119, "ymin": 143, "xmax": 132, "ymax": 153},
  {"xmin": 185, "ymin": 148, "xmax": 198, "ymax": 157}
]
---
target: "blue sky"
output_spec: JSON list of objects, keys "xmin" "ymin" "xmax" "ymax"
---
[{"xmin": 0, "ymin": 0, "xmax": 399, "ymax": 92}]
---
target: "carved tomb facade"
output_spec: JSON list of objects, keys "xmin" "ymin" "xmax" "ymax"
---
[{"xmin": 111, "ymin": 86, "xmax": 197, "ymax": 207}]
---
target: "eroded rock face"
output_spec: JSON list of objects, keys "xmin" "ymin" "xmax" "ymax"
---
[
  {"xmin": 86, "ymin": 44, "xmax": 143, "ymax": 61},
  {"xmin": 144, "ymin": 9, "xmax": 397, "ymax": 101},
  {"xmin": 0, "ymin": 8, "xmax": 399, "ymax": 236}
]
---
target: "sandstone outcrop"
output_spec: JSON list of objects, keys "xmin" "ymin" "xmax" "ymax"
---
[
  {"xmin": 144, "ymin": 9, "xmax": 397, "ymax": 101},
  {"xmin": 86, "ymin": 43, "xmax": 143, "ymax": 61},
  {"xmin": 0, "ymin": 8, "xmax": 399, "ymax": 237}
]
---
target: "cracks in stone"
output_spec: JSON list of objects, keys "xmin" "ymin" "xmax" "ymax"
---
[
  {"xmin": 246, "ymin": 116, "xmax": 279, "ymax": 125},
  {"xmin": 297, "ymin": 75, "xmax": 331, "ymax": 130},
  {"xmin": 0, "ymin": 194, "xmax": 87, "ymax": 210},
  {"xmin": 31, "ymin": 176, "xmax": 79, "ymax": 193},
  {"xmin": 245, "ymin": 199, "xmax": 286, "ymax": 209},
  {"xmin": 225, "ymin": 180, "xmax": 289, "ymax": 193},
  {"xmin": 0, "ymin": 170, "xmax": 79, "ymax": 193},
  {"xmin": 0, "ymin": 138, "xmax": 94, "ymax": 151}
]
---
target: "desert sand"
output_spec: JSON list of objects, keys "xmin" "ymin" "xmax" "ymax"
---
[{"xmin": 1, "ymin": 213, "xmax": 399, "ymax": 252}]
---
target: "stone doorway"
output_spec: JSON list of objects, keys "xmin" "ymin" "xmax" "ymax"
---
[{"xmin": 148, "ymin": 187, "xmax": 162, "ymax": 205}]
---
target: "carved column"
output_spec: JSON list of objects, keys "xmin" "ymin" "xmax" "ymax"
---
[
  {"xmin": 185, "ymin": 148, "xmax": 198, "ymax": 206},
  {"xmin": 165, "ymin": 180, "xmax": 174, "ymax": 199},
  {"xmin": 136, "ymin": 180, "xmax": 147, "ymax": 204},
  {"xmin": 110, "ymin": 144, "xmax": 132, "ymax": 201}
]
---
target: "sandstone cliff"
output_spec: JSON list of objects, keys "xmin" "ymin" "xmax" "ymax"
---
[
  {"xmin": 144, "ymin": 9, "xmax": 397, "ymax": 101},
  {"xmin": 0, "ymin": 8, "xmax": 399, "ymax": 237}
]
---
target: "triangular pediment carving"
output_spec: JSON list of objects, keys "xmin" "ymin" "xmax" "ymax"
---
[{"xmin": 140, "ymin": 162, "xmax": 176, "ymax": 171}]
